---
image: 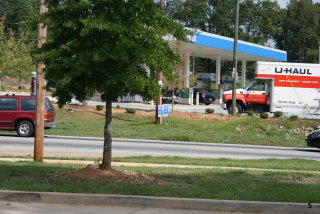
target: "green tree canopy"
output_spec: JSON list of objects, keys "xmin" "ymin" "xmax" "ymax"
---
[
  {"xmin": 0, "ymin": 18, "xmax": 35, "ymax": 87},
  {"xmin": 40, "ymin": 0, "xmax": 187, "ymax": 170},
  {"xmin": 0, "ymin": 0, "xmax": 38, "ymax": 36},
  {"xmin": 165, "ymin": 0, "xmax": 283, "ymax": 45},
  {"xmin": 275, "ymin": 0, "xmax": 320, "ymax": 62}
]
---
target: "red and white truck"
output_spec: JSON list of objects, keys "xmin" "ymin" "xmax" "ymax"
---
[{"xmin": 222, "ymin": 61, "xmax": 320, "ymax": 115}]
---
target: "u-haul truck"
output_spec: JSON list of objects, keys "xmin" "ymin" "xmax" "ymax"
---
[{"xmin": 222, "ymin": 61, "xmax": 320, "ymax": 115}]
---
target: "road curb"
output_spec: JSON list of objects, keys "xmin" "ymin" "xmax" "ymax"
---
[{"xmin": 0, "ymin": 190, "xmax": 319, "ymax": 213}]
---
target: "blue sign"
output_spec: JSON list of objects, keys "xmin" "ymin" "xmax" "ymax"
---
[
  {"xmin": 157, "ymin": 105, "xmax": 163, "ymax": 118},
  {"xmin": 163, "ymin": 105, "xmax": 169, "ymax": 117},
  {"xmin": 158, "ymin": 105, "xmax": 170, "ymax": 118}
]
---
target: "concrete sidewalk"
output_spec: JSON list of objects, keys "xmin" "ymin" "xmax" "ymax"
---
[{"xmin": 0, "ymin": 190, "xmax": 319, "ymax": 214}]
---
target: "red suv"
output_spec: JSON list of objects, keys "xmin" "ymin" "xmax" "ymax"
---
[{"xmin": 0, "ymin": 94, "xmax": 56, "ymax": 137}]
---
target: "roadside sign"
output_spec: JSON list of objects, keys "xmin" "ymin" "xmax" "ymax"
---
[
  {"xmin": 163, "ymin": 105, "xmax": 169, "ymax": 117},
  {"xmin": 158, "ymin": 105, "xmax": 170, "ymax": 118},
  {"xmin": 157, "ymin": 105, "xmax": 163, "ymax": 118}
]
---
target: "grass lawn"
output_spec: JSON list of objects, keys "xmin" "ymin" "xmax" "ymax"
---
[
  {"xmin": 1, "ymin": 160, "xmax": 320, "ymax": 203},
  {"xmin": 43, "ymin": 107, "xmax": 318, "ymax": 147}
]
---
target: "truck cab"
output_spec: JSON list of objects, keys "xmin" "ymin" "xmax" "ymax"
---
[{"xmin": 222, "ymin": 80, "xmax": 271, "ymax": 114}]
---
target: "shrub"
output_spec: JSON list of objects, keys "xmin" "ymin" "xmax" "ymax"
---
[
  {"xmin": 126, "ymin": 108, "xmax": 136, "ymax": 114},
  {"xmin": 274, "ymin": 111, "xmax": 283, "ymax": 118},
  {"xmin": 96, "ymin": 105, "xmax": 104, "ymax": 110},
  {"xmin": 289, "ymin": 115, "xmax": 298, "ymax": 121},
  {"xmin": 260, "ymin": 112, "xmax": 269, "ymax": 119},
  {"xmin": 18, "ymin": 85, "xmax": 26, "ymax": 90},
  {"xmin": 205, "ymin": 108, "xmax": 214, "ymax": 114},
  {"xmin": 246, "ymin": 110, "xmax": 255, "ymax": 116}
]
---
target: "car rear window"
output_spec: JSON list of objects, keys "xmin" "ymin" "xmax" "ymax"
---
[
  {"xmin": 45, "ymin": 98, "xmax": 54, "ymax": 111},
  {"xmin": 0, "ymin": 98, "xmax": 17, "ymax": 110},
  {"xmin": 21, "ymin": 98, "xmax": 36, "ymax": 111}
]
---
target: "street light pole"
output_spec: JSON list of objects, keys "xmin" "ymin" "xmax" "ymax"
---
[{"xmin": 231, "ymin": 0, "xmax": 240, "ymax": 116}]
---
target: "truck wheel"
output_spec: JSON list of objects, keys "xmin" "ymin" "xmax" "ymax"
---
[
  {"xmin": 227, "ymin": 103, "xmax": 243, "ymax": 114},
  {"xmin": 16, "ymin": 120, "xmax": 34, "ymax": 137}
]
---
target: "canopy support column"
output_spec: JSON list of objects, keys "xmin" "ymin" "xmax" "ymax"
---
[
  {"xmin": 241, "ymin": 60, "xmax": 247, "ymax": 88},
  {"xmin": 215, "ymin": 56, "xmax": 221, "ymax": 89}
]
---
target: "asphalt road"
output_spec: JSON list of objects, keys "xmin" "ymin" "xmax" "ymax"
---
[{"xmin": 0, "ymin": 134, "xmax": 320, "ymax": 160}]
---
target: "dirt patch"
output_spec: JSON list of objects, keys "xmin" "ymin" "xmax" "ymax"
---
[
  {"xmin": 66, "ymin": 104, "xmax": 231, "ymax": 122},
  {"xmin": 59, "ymin": 166, "xmax": 163, "ymax": 185}
]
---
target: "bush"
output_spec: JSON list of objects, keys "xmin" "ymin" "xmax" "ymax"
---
[
  {"xmin": 126, "ymin": 108, "xmax": 136, "ymax": 114},
  {"xmin": 96, "ymin": 105, "xmax": 104, "ymax": 110},
  {"xmin": 246, "ymin": 110, "xmax": 255, "ymax": 116},
  {"xmin": 205, "ymin": 108, "xmax": 214, "ymax": 114},
  {"xmin": 289, "ymin": 115, "xmax": 298, "ymax": 121},
  {"xmin": 18, "ymin": 85, "xmax": 26, "ymax": 90},
  {"xmin": 260, "ymin": 112, "xmax": 269, "ymax": 119},
  {"xmin": 274, "ymin": 111, "xmax": 283, "ymax": 118}
]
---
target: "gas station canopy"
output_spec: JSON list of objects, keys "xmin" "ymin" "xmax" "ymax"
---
[{"xmin": 186, "ymin": 30, "xmax": 287, "ymax": 62}]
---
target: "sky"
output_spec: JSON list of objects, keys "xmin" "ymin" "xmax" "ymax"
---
[{"xmin": 276, "ymin": 0, "xmax": 320, "ymax": 8}]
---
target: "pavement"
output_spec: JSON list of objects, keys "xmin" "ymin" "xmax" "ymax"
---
[{"xmin": 0, "ymin": 190, "xmax": 319, "ymax": 214}]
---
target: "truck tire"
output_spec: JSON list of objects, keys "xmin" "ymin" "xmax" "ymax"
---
[
  {"xmin": 16, "ymin": 120, "xmax": 34, "ymax": 137},
  {"xmin": 227, "ymin": 103, "xmax": 243, "ymax": 114}
]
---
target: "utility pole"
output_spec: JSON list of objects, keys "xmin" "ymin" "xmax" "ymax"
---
[
  {"xmin": 155, "ymin": 0, "xmax": 166, "ymax": 124},
  {"xmin": 34, "ymin": 0, "xmax": 47, "ymax": 162},
  {"xmin": 318, "ymin": 40, "xmax": 320, "ymax": 64},
  {"xmin": 231, "ymin": 0, "xmax": 240, "ymax": 116}
]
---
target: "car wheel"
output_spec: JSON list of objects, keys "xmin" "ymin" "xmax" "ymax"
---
[
  {"xmin": 16, "ymin": 120, "xmax": 34, "ymax": 137},
  {"xmin": 205, "ymin": 102, "xmax": 210, "ymax": 105},
  {"xmin": 227, "ymin": 103, "xmax": 243, "ymax": 114}
]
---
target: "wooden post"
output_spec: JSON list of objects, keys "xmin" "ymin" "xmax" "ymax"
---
[{"xmin": 34, "ymin": 0, "xmax": 47, "ymax": 162}]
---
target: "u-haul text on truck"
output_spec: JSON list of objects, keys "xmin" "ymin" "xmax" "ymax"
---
[{"xmin": 222, "ymin": 61, "xmax": 320, "ymax": 115}]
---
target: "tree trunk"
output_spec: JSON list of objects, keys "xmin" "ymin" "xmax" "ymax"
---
[{"xmin": 100, "ymin": 98, "xmax": 112, "ymax": 170}]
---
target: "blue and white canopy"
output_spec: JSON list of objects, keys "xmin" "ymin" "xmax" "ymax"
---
[{"xmin": 186, "ymin": 30, "xmax": 286, "ymax": 62}]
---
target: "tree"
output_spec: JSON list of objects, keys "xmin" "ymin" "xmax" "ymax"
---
[
  {"xmin": 239, "ymin": 0, "xmax": 284, "ymax": 45},
  {"xmin": 275, "ymin": 0, "xmax": 319, "ymax": 62},
  {"xmin": 0, "ymin": 18, "xmax": 35, "ymax": 89},
  {"xmin": 40, "ymin": 0, "xmax": 187, "ymax": 170},
  {"xmin": 0, "ymin": 0, "xmax": 38, "ymax": 36}
]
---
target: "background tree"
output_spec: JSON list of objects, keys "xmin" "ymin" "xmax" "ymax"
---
[
  {"xmin": 0, "ymin": 0, "xmax": 38, "ymax": 37},
  {"xmin": 40, "ymin": 0, "xmax": 187, "ymax": 170},
  {"xmin": 239, "ymin": 0, "xmax": 284, "ymax": 44},
  {"xmin": 275, "ymin": 0, "xmax": 319, "ymax": 62},
  {"xmin": 0, "ymin": 18, "xmax": 35, "ymax": 90}
]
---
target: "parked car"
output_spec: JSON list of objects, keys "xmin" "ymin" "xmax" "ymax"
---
[
  {"xmin": 161, "ymin": 90, "xmax": 180, "ymax": 104},
  {"xmin": 193, "ymin": 89, "xmax": 216, "ymax": 105},
  {"xmin": 0, "ymin": 94, "xmax": 56, "ymax": 137},
  {"xmin": 306, "ymin": 130, "xmax": 320, "ymax": 148}
]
